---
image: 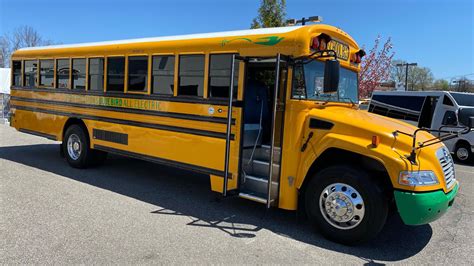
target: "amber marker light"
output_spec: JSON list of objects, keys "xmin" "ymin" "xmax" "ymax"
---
[{"xmin": 372, "ymin": 135, "xmax": 380, "ymax": 147}]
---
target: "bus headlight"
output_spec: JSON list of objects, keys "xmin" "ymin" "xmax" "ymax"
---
[{"xmin": 399, "ymin": 171, "xmax": 439, "ymax": 186}]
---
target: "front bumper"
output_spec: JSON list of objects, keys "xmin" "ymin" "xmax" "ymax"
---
[{"xmin": 394, "ymin": 182, "xmax": 459, "ymax": 225}]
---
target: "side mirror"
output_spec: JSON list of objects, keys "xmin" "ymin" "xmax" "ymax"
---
[
  {"xmin": 323, "ymin": 59, "xmax": 340, "ymax": 93},
  {"xmin": 458, "ymin": 108, "xmax": 474, "ymax": 128}
]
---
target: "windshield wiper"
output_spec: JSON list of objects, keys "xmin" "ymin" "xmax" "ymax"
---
[{"xmin": 321, "ymin": 96, "xmax": 356, "ymax": 106}]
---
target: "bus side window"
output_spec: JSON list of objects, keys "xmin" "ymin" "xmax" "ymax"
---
[
  {"xmin": 39, "ymin": 60, "xmax": 54, "ymax": 88},
  {"xmin": 107, "ymin": 57, "xmax": 125, "ymax": 92},
  {"xmin": 12, "ymin": 61, "xmax": 22, "ymax": 86},
  {"xmin": 56, "ymin": 59, "xmax": 70, "ymax": 89},
  {"xmin": 208, "ymin": 54, "xmax": 238, "ymax": 98},
  {"xmin": 152, "ymin": 55, "xmax": 175, "ymax": 95},
  {"xmin": 442, "ymin": 111, "xmax": 457, "ymax": 126},
  {"xmin": 291, "ymin": 64, "xmax": 306, "ymax": 99},
  {"xmin": 24, "ymin": 60, "xmax": 38, "ymax": 87},
  {"xmin": 88, "ymin": 58, "xmax": 104, "ymax": 91},
  {"xmin": 128, "ymin": 56, "xmax": 148, "ymax": 92},
  {"xmin": 72, "ymin": 59, "xmax": 86, "ymax": 90},
  {"xmin": 178, "ymin": 55, "xmax": 204, "ymax": 97},
  {"xmin": 443, "ymin": 95, "xmax": 454, "ymax": 106}
]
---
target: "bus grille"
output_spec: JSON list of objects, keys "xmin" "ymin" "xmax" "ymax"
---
[{"xmin": 436, "ymin": 147, "xmax": 456, "ymax": 190}]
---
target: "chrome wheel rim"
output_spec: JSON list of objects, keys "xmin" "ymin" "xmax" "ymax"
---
[
  {"xmin": 319, "ymin": 183, "xmax": 365, "ymax": 230},
  {"xmin": 67, "ymin": 134, "xmax": 82, "ymax": 160},
  {"xmin": 456, "ymin": 147, "xmax": 469, "ymax": 161}
]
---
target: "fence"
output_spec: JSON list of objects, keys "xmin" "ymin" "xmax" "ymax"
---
[{"xmin": 1, "ymin": 93, "xmax": 10, "ymax": 124}]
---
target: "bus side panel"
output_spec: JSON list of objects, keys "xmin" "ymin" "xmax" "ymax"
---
[
  {"xmin": 11, "ymin": 108, "xmax": 67, "ymax": 140},
  {"xmin": 83, "ymin": 119, "xmax": 240, "ymax": 191},
  {"xmin": 278, "ymin": 100, "xmax": 311, "ymax": 210}
]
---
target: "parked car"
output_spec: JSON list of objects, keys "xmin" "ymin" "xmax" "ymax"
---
[{"xmin": 369, "ymin": 91, "xmax": 474, "ymax": 163}]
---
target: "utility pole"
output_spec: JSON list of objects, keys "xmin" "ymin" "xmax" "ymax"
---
[{"xmin": 396, "ymin": 63, "xmax": 417, "ymax": 91}]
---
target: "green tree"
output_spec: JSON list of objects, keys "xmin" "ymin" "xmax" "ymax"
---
[
  {"xmin": 410, "ymin": 67, "xmax": 433, "ymax": 91},
  {"xmin": 251, "ymin": 0, "xmax": 287, "ymax": 29},
  {"xmin": 433, "ymin": 79, "xmax": 450, "ymax": 90}
]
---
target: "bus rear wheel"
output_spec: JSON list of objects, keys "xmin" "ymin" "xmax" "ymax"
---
[
  {"xmin": 305, "ymin": 165, "xmax": 388, "ymax": 245},
  {"xmin": 62, "ymin": 124, "xmax": 107, "ymax": 168}
]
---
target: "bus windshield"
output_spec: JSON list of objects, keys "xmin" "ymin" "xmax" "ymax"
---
[{"xmin": 293, "ymin": 60, "xmax": 358, "ymax": 103}]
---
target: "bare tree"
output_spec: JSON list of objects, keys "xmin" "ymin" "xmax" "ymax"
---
[
  {"xmin": 391, "ymin": 60, "xmax": 434, "ymax": 91},
  {"xmin": 0, "ymin": 25, "xmax": 53, "ymax": 67}
]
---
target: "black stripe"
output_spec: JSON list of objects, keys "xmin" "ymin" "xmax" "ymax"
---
[
  {"xmin": 94, "ymin": 144, "xmax": 227, "ymax": 177},
  {"xmin": 19, "ymin": 128, "xmax": 57, "ymax": 140},
  {"xmin": 11, "ymin": 86, "xmax": 243, "ymax": 106},
  {"xmin": 93, "ymin": 129, "xmax": 128, "ymax": 145},
  {"xmin": 12, "ymin": 105, "xmax": 235, "ymax": 140},
  {"xmin": 11, "ymin": 96, "xmax": 236, "ymax": 125}
]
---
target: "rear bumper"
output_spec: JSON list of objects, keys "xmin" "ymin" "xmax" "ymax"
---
[{"xmin": 394, "ymin": 182, "xmax": 459, "ymax": 225}]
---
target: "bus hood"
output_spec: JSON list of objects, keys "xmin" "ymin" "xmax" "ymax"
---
[{"xmin": 308, "ymin": 105, "xmax": 438, "ymax": 152}]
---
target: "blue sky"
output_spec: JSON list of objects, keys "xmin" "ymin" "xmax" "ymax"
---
[{"xmin": 1, "ymin": 0, "xmax": 473, "ymax": 80}]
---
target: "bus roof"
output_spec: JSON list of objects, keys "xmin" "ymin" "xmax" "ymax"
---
[
  {"xmin": 12, "ymin": 24, "xmax": 359, "ymax": 60},
  {"xmin": 18, "ymin": 26, "xmax": 304, "ymax": 52}
]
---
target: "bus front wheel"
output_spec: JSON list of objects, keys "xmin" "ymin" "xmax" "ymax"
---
[{"xmin": 305, "ymin": 165, "xmax": 388, "ymax": 245}]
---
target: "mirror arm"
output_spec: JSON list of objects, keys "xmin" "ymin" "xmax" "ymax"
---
[{"xmin": 295, "ymin": 50, "xmax": 338, "ymax": 65}]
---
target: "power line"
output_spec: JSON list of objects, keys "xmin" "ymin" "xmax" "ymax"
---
[{"xmin": 438, "ymin": 73, "xmax": 474, "ymax": 80}]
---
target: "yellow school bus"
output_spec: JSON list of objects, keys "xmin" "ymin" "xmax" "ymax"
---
[{"xmin": 9, "ymin": 24, "xmax": 460, "ymax": 244}]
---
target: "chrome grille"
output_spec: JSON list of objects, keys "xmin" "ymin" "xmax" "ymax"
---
[{"xmin": 436, "ymin": 147, "xmax": 456, "ymax": 189}]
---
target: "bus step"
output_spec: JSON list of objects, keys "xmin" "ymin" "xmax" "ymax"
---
[
  {"xmin": 239, "ymin": 191, "xmax": 273, "ymax": 205},
  {"xmin": 259, "ymin": 145, "xmax": 281, "ymax": 161},
  {"xmin": 242, "ymin": 146, "xmax": 281, "ymax": 163},
  {"xmin": 243, "ymin": 159, "xmax": 280, "ymax": 178},
  {"xmin": 242, "ymin": 175, "xmax": 279, "ymax": 198}
]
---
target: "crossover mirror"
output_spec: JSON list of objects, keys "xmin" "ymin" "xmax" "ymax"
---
[{"xmin": 323, "ymin": 59, "xmax": 339, "ymax": 93}]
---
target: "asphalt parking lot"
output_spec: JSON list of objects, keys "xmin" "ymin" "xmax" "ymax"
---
[{"xmin": 1, "ymin": 125, "xmax": 473, "ymax": 264}]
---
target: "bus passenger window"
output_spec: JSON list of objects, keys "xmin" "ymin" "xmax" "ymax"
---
[
  {"xmin": 152, "ymin": 55, "xmax": 174, "ymax": 95},
  {"xmin": 178, "ymin": 55, "xmax": 204, "ymax": 97},
  {"xmin": 128, "ymin": 56, "xmax": 148, "ymax": 92},
  {"xmin": 24, "ymin": 60, "xmax": 38, "ymax": 87},
  {"xmin": 12, "ymin": 61, "xmax": 22, "ymax": 86},
  {"xmin": 107, "ymin": 57, "xmax": 125, "ymax": 92},
  {"xmin": 72, "ymin": 59, "xmax": 86, "ymax": 90},
  {"xmin": 208, "ymin": 54, "xmax": 238, "ymax": 98},
  {"xmin": 89, "ymin": 58, "xmax": 104, "ymax": 91},
  {"xmin": 39, "ymin": 60, "xmax": 54, "ymax": 87},
  {"xmin": 56, "ymin": 59, "xmax": 70, "ymax": 88}
]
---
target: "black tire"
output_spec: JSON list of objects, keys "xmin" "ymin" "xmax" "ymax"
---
[
  {"xmin": 62, "ymin": 124, "xmax": 107, "ymax": 168},
  {"xmin": 305, "ymin": 165, "xmax": 388, "ymax": 245},
  {"xmin": 454, "ymin": 142, "xmax": 472, "ymax": 163}
]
